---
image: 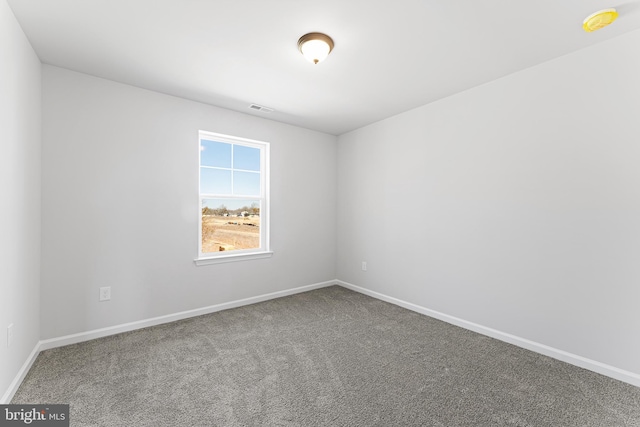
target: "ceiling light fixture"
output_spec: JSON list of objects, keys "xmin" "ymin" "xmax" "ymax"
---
[
  {"xmin": 297, "ymin": 32, "xmax": 334, "ymax": 64},
  {"xmin": 583, "ymin": 8, "xmax": 619, "ymax": 32}
]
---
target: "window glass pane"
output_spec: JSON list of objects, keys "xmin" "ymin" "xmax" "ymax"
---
[
  {"xmin": 202, "ymin": 198, "xmax": 261, "ymax": 253},
  {"xmin": 233, "ymin": 171, "xmax": 260, "ymax": 196},
  {"xmin": 200, "ymin": 168, "xmax": 231, "ymax": 194},
  {"xmin": 233, "ymin": 145, "xmax": 260, "ymax": 171},
  {"xmin": 200, "ymin": 140, "xmax": 232, "ymax": 168}
]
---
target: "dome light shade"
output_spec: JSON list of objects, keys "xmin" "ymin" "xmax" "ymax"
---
[
  {"xmin": 298, "ymin": 33, "xmax": 334, "ymax": 64},
  {"xmin": 583, "ymin": 8, "xmax": 618, "ymax": 32}
]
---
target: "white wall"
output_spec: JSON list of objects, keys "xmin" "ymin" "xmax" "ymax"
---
[
  {"xmin": 41, "ymin": 65, "xmax": 337, "ymax": 339},
  {"xmin": 0, "ymin": 0, "xmax": 42, "ymax": 401},
  {"xmin": 337, "ymin": 29, "xmax": 640, "ymax": 377}
]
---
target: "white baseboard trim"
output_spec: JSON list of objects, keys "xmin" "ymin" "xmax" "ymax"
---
[
  {"xmin": 336, "ymin": 280, "xmax": 640, "ymax": 388},
  {"xmin": 3, "ymin": 280, "xmax": 336, "ymax": 402},
  {"xmin": 6, "ymin": 278, "xmax": 636, "ymax": 402},
  {"xmin": 3, "ymin": 280, "xmax": 337, "ymax": 401},
  {"xmin": 40, "ymin": 280, "xmax": 337, "ymax": 351},
  {"xmin": 1, "ymin": 342, "xmax": 41, "ymax": 404}
]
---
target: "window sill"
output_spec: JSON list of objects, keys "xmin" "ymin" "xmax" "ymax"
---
[{"xmin": 194, "ymin": 251, "xmax": 274, "ymax": 266}]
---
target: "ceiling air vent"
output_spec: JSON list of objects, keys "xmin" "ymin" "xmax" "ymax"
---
[{"xmin": 249, "ymin": 104, "xmax": 274, "ymax": 113}]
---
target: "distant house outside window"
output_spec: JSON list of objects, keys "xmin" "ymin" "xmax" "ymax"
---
[{"xmin": 195, "ymin": 131, "xmax": 271, "ymax": 265}]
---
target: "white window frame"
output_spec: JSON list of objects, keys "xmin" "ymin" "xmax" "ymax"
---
[{"xmin": 195, "ymin": 131, "xmax": 272, "ymax": 265}]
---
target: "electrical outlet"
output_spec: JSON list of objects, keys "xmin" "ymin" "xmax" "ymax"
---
[
  {"xmin": 362, "ymin": 261, "xmax": 367, "ymax": 271},
  {"xmin": 7, "ymin": 323, "xmax": 14, "ymax": 348},
  {"xmin": 99, "ymin": 286, "xmax": 111, "ymax": 302}
]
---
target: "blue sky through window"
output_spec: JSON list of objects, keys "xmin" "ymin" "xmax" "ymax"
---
[
  {"xmin": 200, "ymin": 139, "xmax": 261, "ymax": 197},
  {"xmin": 233, "ymin": 145, "xmax": 260, "ymax": 171},
  {"xmin": 200, "ymin": 140, "xmax": 231, "ymax": 168},
  {"xmin": 200, "ymin": 168, "xmax": 231, "ymax": 194},
  {"xmin": 233, "ymin": 171, "xmax": 260, "ymax": 196}
]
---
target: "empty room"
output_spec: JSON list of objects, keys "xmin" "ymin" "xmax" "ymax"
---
[{"xmin": 2, "ymin": 1, "xmax": 639, "ymax": 425}]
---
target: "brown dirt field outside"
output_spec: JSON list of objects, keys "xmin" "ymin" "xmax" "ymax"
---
[{"xmin": 202, "ymin": 215, "xmax": 260, "ymax": 253}]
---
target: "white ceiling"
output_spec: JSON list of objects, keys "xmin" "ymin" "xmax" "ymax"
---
[{"xmin": 8, "ymin": 0, "xmax": 640, "ymax": 135}]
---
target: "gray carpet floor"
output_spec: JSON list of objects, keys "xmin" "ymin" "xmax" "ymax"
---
[{"xmin": 12, "ymin": 286, "xmax": 640, "ymax": 426}]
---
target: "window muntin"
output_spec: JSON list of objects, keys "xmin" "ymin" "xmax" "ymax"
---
[{"xmin": 198, "ymin": 131, "xmax": 269, "ymax": 261}]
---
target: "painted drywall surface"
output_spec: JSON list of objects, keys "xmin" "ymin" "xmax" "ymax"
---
[
  {"xmin": 41, "ymin": 65, "xmax": 337, "ymax": 339},
  {"xmin": 337, "ymin": 29, "xmax": 640, "ymax": 375},
  {"xmin": 0, "ymin": 0, "xmax": 41, "ymax": 399}
]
